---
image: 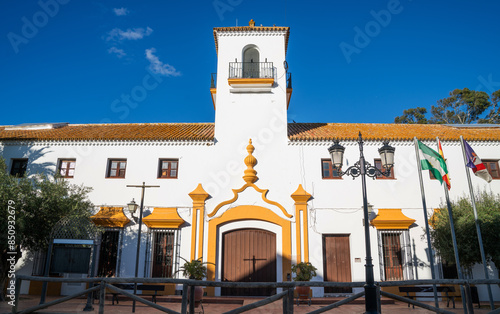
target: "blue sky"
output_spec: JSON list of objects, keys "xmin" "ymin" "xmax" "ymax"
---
[{"xmin": 2, "ymin": 0, "xmax": 500, "ymax": 126}]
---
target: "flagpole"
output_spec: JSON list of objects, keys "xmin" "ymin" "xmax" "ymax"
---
[
  {"xmin": 413, "ymin": 137, "xmax": 439, "ymax": 309},
  {"xmin": 442, "ymin": 177, "xmax": 471, "ymax": 313},
  {"xmin": 460, "ymin": 136, "xmax": 495, "ymax": 310}
]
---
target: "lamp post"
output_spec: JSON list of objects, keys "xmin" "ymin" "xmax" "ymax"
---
[
  {"xmin": 126, "ymin": 182, "xmax": 159, "ymax": 313},
  {"xmin": 328, "ymin": 132, "xmax": 395, "ymax": 314}
]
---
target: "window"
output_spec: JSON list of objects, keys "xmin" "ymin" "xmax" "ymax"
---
[
  {"xmin": 107, "ymin": 159, "xmax": 127, "ymax": 178},
  {"xmin": 158, "ymin": 159, "xmax": 178, "ymax": 179},
  {"xmin": 374, "ymin": 159, "xmax": 395, "ymax": 179},
  {"xmin": 483, "ymin": 160, "xmax": 499, "ymax": 179},
  {"xmin": 378, "ymin": 230, "xmax": 413, "ymax": 281},
  {"xmin": 321, "ymin": 159, "xmax": 341, "ymax": 179},
  {"xmin": 10, "ymin": 159, "xmax": 28, "ymax": 177},
  {"xmin": 145, "ymin": 229, "xmax": 178, "ymax": 278},
  {"xmin": 58, "ymin": 159, "xmax": 76, "ymax": 178}
]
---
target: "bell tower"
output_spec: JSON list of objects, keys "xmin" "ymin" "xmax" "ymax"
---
[{"xmin": 211, "ymin": 20, "xmax": 292, "ymax": 148}]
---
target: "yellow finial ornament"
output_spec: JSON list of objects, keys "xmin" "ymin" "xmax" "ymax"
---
[{"xmin": 243, "ymin": 139, "xmax": 258, "ymax": 183}]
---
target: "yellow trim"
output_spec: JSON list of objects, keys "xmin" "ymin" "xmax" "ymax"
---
[
  {"xmin": 189, "ymin": 184, "xmax": 210, "ymax": 260},
  {"xmin": 291, "ymin": 185, "xmax": 311, "ymax": 263},
  {"xmin": 210, "ymin": 88, "xmax": 216, "ymax": 110},
  {"xmin": 91, "ymin": 207, "xmax": 130, "ymax": 228},
  {"xmin": 286, "ymin": 88, "xmax": 293, "ymax": 110},
  {"xmin": 142, "ymin": 207, "xmax": 185, "ymax": 229},
  {"xmin": 208, "ymin": 139, "xmax": 291, "ymax": 219},
  {"xmin": 207, "ymin": 182, "xmax": 292, "ymax": 219},
  {"xmin": 228, "ymin": 78, "xmax": 274, "ymax": 86},
  {"xmin": 371, "ymin": 208, "xmax": 416, "ymax": 230},
  {"xmin": 206, "ymin": 205, "xmax": 292, "ymax": 296},
  {"xmin": 190, "ymin": 209, "xmax": 198, "ymax": 261}
]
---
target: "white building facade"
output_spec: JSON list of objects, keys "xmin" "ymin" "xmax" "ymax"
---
[{"xmin": 2, "ymin": 20, "xmax": 500, "ymax": 300}]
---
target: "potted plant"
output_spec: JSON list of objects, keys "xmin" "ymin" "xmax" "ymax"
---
[
  {"xmin": 291, "ymin": 262, "xmax": 317, "ymax": 302},
  {"xmin": 178, "ymin": 257, "xmax": 211, "ymax": 306}
]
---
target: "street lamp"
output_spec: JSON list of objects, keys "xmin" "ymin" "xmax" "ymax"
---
[
  {"xmin": 127, "ymin": 198, "xmax": 139, "ymax": 222},
  {"xmin": 328, "ymin": 132, "xmax": 395, "ymax": 314},
  {"xmin": 126, "ymin": 183, "xmax": 159, "ymax": 313}
]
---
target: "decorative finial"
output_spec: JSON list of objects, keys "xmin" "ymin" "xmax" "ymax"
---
[
  {"xmin": 249, "ymin": 19, "xmax": 255, "ymax": 27},
  {"xmin": 243, "ymin": 139, "xmax": 258, "ymax": 183}
]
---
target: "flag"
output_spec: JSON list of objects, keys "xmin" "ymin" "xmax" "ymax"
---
[
  {"xmin": 463, "ymin": 139, "xmax": 492, "ymax": 183},
  {"xmin": 437, "ymin": 139, "xmax": 451, "ymax": 190},
  {"xmin": 417, "ymin": 140, "xmax": 449, "ymax": 185}
]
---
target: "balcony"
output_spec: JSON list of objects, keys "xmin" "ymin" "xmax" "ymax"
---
[{"xmin": 228, "ymin": 62, "xmax": 274, "ymax": 88}]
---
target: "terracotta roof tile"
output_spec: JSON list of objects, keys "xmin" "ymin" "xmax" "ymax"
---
[
  {"xmin": 288, "ymin": 123, "xmax": 500, "ymax": 142},
  {"xmin": 0, "ymin": 123, "xmax": 498, "ymax": 142},
  {"xmin": 0, "ymin": 123, "xmax": 215, "ymax": 141},
  {"xmin": 213, "ymin": 25, "xmax": 290, "ymax": 55}
]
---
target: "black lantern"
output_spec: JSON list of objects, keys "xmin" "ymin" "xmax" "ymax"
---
[
  {"xmin": 378, "ymin": 140, "xmax": 395, "ymax": 170},
  {"xmin": 327, "ymin": 140, "xmax": 345, "ymax": 170}
]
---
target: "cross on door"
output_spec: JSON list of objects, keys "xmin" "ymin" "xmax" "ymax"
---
[{"xmin": 243, "ymin": 255, "xmax": 267, "ymax": 279}]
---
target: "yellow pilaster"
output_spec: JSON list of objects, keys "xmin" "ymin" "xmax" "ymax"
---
[
  {"xmin": 189, "ymin": 184, "xmax": 210, "ymax": 260},
  {"xmin": 291, "ymin": 184, "xmax": 312, "ymax": 263}
]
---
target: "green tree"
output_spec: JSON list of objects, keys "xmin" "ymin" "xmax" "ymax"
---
[
  {"xmin": 394, "ymin": 88, "xmax": 499, "ymax": 124},
  {"xmin": 0, "ymin": 158, "xmax": 94, "ymax": 300},
  {"xmin": 394, "ymin": 107, "xmax": 428, "ymax": 124},
  {"xmin": 429, "ymin": 191, "xmax": 500, "ymax": 272},
  {"xmin": 479, "ymin": 90, "xmax": 500, "ymax": 123},
  {"xmin": 430, "ymin": 88, "xmax": 491, "ymax": 124}
]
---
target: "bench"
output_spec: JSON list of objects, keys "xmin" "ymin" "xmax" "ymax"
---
[
  {"xmin": 399, "ymin": 286, "xmax": 455, "ymax": 308},
  {"xmin": 109, "ymin": 284, "xmax": 165, "ymax": 305}
]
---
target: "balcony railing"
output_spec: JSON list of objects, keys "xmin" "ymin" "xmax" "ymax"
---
[{"xmin": 229, "ymin": 62, "xmax": 274, "ymax": 79}]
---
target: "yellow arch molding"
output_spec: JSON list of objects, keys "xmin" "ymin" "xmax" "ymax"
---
[
  {"xmin": 206, "ymin": 205, "xmax": 292, "ymax": 296},
  {"xmin": 207, "ymin": 182, "xmax": 292, "ymax": 219}
]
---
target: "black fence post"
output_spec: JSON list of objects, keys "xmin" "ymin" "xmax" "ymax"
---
[
  {"xmin": 287, "ymin": 287, "xmax": 294, "ymax": 313},
  {"xmin": 180, "ymin": 283, "xmax": 188, "ymax": 314},
  {"xmin": 376, "ymin": 285, "xmax": 381, "ymax": 313},
  {"xmin": 12, "ymin": 276, "xmax": 21, "ymax": 314},
  {"xmin": 465, "ymin": 283, "xmax": 474, "ymax": 314},
  {"xmin": 98, "ymin": 281, "xmax": 105, "ymax": 314},
  {"xmin": 282, "ymin": 288, "xmax": 288, "ymax": 314},
  {"xmin": 189, "ymin": 284, "xmax": 195, "ymax": 314}
]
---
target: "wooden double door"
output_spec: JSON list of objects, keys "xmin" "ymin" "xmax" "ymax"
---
[{"xmin": 221, "ymin": 228, "xmax": 277, "ymax": 296}]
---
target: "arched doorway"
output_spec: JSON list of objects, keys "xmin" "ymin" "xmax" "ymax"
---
[
  {"xmin": 221, "ymin": 228, "xmax": 276, "ymax": 296},
  {"xmin": 243, "ymin": 46, "xmax": 259, "ymax": 78}
]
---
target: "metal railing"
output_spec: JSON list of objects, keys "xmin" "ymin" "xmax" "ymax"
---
[
  {"xmin": 11, "ymin": 275, "xmax": 500, "ymax": 314},
  {"xmin": 229, "ymin": 62, "xmax": 274, "ymax": 79}
]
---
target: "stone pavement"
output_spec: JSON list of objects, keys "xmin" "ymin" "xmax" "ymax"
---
[{"xmin": 2, "ymin": 295, "xmax": 499, "ymax": 313}]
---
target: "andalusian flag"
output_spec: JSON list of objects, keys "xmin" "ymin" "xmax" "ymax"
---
[
  {"xmin": 417, "ymin": 140, "xmax": 449, "ymax": 186},
  {"xmin": 437, "ymin": 139, "xmax": 451, "ymax": 190}
]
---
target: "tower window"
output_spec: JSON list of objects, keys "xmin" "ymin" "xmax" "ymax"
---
[{"xmin": 243, "ymin": 47, "xmax": 260, "ymax": 78}]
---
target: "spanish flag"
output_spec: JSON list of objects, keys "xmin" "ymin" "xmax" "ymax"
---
[{"xmin": 437, "ymin": 139, "xmax": 451, "ymax": 190}]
